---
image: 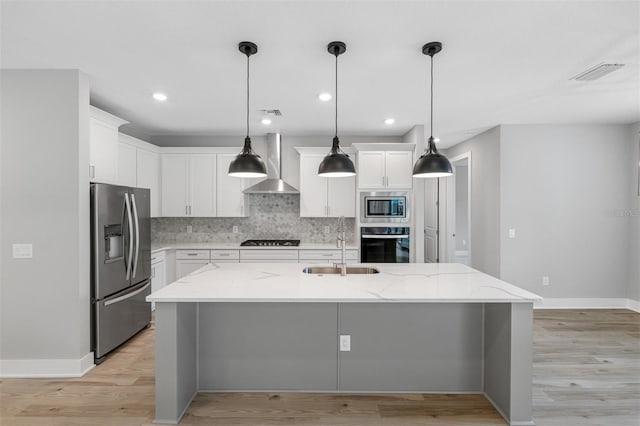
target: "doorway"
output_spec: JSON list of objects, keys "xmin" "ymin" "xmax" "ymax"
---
[{"xmin": 446, "ymin": 153, "xmax": 472, "ymax": 265}]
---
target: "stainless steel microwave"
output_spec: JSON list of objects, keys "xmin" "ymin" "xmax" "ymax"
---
[{"xmin": 360, "ymin": 191, "xmax": 410, "ymax": 223}]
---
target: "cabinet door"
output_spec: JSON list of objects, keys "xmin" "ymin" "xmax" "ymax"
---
[
  {"xmin": 327, "ymin": 175, "xmax": 355, "ymax": 217},
  {"xmin": 216, "ymin": 154, "xmax": 247, "ymax": 217},
  {"xmin": 137, "ymin": 149, "xmax": 161, "ymax": 217},
  {"xmin": 385, "ymin": 151, "xmax": 413, "ymax": 189},
  {"xmin": 176, "ymin": 260, "xmax": 209, "ymax": 280},
  {"xmin": 89, "ymin": 118, "xmax": 119, "ymax": 184},
  {"xmin": 161, "ymin": 154, "xmax": 189, "ymax": 217},
  {"xmin": 117, "ymin": 142, "xmax": 137, "ymax": 187},
  {"xmin": 357, "ymin": 151, "xmax": 385, "ymax": 189},
  {"xmin": 150, "ymin": 260, "xmax": 166, "ymax": 311},
  {"xmin": 189, "ymin": 154, "xmax": 216, "ymax": 217},
  {"xmin": 299, "ymin": 154, "xmax": 328, "ymax": 217}
]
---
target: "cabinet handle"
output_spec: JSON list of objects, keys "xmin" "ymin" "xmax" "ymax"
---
[
  {"xmin": 185, "ymin": 205, "xmax": 188, "ymax": 215},
  {"xmin": 187, "ymin": 253, "xmax": 198, "ymax": 256},
  {"xmin": 382, "ymin": 176, "xmax": 385, "ymax": 186},
  {"xmin": 90, "ymin": 165, "xmax": 95, "ymax": 179},
  {"xmin": 327, "ymin": 206, "xmax": 330, "ymax": 216},
  {"xmin": 219, "ymin": 253, "xmax": 230, "ymax": 256}
]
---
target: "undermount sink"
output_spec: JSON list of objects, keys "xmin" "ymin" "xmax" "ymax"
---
[{"xmin": 302, "ymin": 266, "xmax": 380, "ymax": 275}]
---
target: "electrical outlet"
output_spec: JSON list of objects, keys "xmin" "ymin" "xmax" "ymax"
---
[
  {"xmin": 233, "ymin": 225, "xmax": 239, "ymax": 234},
  {"xmin": 542, "ymin": 275, "xmax": 550, "ymax": 286},
  {"xmin": 324, "ymin": 225, "xmax": 330, "ymax": 234},
  {"xmin": 339, "ymin": 335, "xmax": 351, "ymax": 352},
  {"xmin": 12, "ymin": 243, "xmax": 33, "ymax": 259},
  {"xmin": 508, "ymin": 228, "xmax": 516, "ymax": 239},
  {"xmin": 186, "ymin": 225, "xmax": 193, "ymax": 233}
]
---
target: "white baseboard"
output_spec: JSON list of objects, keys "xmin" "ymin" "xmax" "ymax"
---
[
  {"xmin": 0, "ymin": 352, "xmax": 95, "ymax": 378},
  {"xmin": 534, "ymin": 298, "xmax": 640, "ymax": 313}
]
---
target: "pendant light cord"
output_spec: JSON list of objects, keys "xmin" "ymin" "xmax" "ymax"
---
[
  {"xmin": 335, "ymin": 52, "xmax": 338, "ymax": 138},
  {"xmin": 430, "ymin": 54, "xmax": 434, "ymax": 139},
  {"xmin": 246, "ymin": 54, "xmax": 250, "ymax": 138}
]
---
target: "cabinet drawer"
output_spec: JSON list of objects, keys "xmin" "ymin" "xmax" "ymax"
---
[
  {"xmin": 151, "ymin": 250, "xmax": 166, "ymax": 264},
  {"xmin": 210, "ymin": 250, "xmax": 240, "ymax": 261},
  {"xmin": 298, "ymin": 249, "xmax": 358, "ymax": 261},
  {"xmin": 176, "ymin": 249, "xmax": 210, "ymax": 260},
  {"xmin": 239, "ymin": 249, "xmax": 299, "ymax": 262}
]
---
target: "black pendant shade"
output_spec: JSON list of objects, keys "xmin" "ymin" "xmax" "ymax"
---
[
  {"xmin": 318, "ymin": 136, "xmax": 357, "ymax": 177},
  {"xmin": 412, "ymin": 136, "xmax": 454, "ymax": 178},
  {"xmin": 412, "ymin": 41, "xmax": 453, "ymax": 178},
  {"xmin": 228, "ymin": 136, "xmax": 268, "ymax": 177},
  {"xmin": 229, "ymin": 41, "xmax": 267, "ymax": 178},
  {"xmin": 318, "ymin": 41, "xmax": 356, "ymax": 178}
]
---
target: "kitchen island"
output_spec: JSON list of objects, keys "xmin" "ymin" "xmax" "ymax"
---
[{"xmin": 147, "ymin": 262, "xmax": 541, "ymax": 425}]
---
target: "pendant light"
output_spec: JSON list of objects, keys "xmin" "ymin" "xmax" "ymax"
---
[
  {"xmin": 412, "ymin": 42, "xmax": 453, "ymax": 178},
  {"xmin": 318, "ymin": 41, "xmax": 356, "ymax": 178},
  {"xmin": 228, "ymin": 41, "xmax": 267, "ymax": 178}
]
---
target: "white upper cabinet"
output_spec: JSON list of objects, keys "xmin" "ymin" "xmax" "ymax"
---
[
  {"xmin": 357, "ymin": 151, "xmax": 386, "ymax": 189},
  {"xmin": 384, "ymin": 151, "xmax": 414, "ymax": 188},
  {"xmin": 161, "ymin": 154, "xmax": 189, "ymax": 217},
  {"xmin": 357, "ymin": 148, "xmax": 413, "ymax": 190},
  {"xmin": 297, "ymin": 149, "xmax": 356, "ymax": 218},
  {"xmin": 117, "ymin": 141, "xmax": 137, "ymax": 187},
  {"xmin": 189, "ymin": 154, "xmax": 216, "ymax": 217},
  {"xmin": 137, "ymin": 148, "xmax": 161, "ymax": 217},
  {"xmin": 161, "ymin": 152, "xmax": 217, "ymax": 217},
  {"xmin": 119, "ymin": 133, "xmax": 162, "ymax": 217},
  {"xmin": 89, "ymin": 106, "xmax": 128, "ymax": 184},
  {"xmin": 216, "ymin": 154, "xmax": 249, "ymax": 217}
]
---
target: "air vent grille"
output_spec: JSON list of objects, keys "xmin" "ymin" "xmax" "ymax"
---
[
  {"xmin": 571, "ymin": 63, "xmax": 625, "ymax": 81},
  {"xmin": 260, "ymin": 109, "xmax": 282, "ymax": 116}
]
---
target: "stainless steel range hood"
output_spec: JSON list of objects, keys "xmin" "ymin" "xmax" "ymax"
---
[{"xmin": 243, "ymin": 133, "xmax": 299, "ymax": 194}]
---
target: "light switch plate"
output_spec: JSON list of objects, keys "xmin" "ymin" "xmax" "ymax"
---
[
  {"xmin": 233, "ymin": 225, "xmax": 239, "ymax": 234},
  {"xmin": 508, "ymin": 228, "xmax": 516, "ymax": 239},
  {"xmin": 186, "ymin": 225, "xmax": 193, "ymax": 233},
  {"xmin": 339, "ymin": 335, "xmax": 351, "ymax": 352},
  {"xmin": 13, "ymin": 243, "xmax": 33, "ymax": 259}
]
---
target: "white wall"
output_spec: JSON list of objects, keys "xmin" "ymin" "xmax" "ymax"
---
[
  {"xmin": 446, "ymin": 127, "xmax": 502, "ymax": 277},
  {"xmin": 403, "ymin": 125, "xmax": 426, "ymax": 263},
  {"xmin": 628, "ymin": 122, "xmax": 640, "ymax": 302},
  {"xmin": 499, "ymin": 125, "xmax": 631, "ymax": 298},
  {"xmin": 0, "ymin": 70, "xmax": 91, "ymax": 376}
]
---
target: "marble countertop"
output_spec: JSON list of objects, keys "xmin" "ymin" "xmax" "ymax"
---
[
  {"xmin": 152, "ymin": 243, "xmax": 359, "ymax": 252},
  {"xmin": 147, "ymin": 262, "xmax": 542, "ymax": 304}
]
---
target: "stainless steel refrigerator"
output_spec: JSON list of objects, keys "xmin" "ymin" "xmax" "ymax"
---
[{"xmin": 90, "ymin": 183, "xmax": 151, "ymax": 363}]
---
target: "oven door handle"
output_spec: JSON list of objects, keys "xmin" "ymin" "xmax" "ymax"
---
[{"xmin": 362, "ymin": 235, "xmax": 409, "ymax": 239}]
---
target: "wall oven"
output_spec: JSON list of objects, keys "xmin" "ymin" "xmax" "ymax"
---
[
  {"xmin": 360, "ymin": 227, "xmax": 410, "ymax": 263},
  {"xmin": 360, "ymin": 191, "xmax": 410, "ymax": 223}
]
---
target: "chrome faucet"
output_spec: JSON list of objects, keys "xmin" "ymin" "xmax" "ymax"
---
[{"xmin": 335, "ymin": 216, "xmax": 347, "ymax": 276}]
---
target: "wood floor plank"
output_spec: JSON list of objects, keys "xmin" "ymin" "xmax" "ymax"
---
[{"xmin": 1, "ymin": 309, "xmax": 639, "ymax": 426}]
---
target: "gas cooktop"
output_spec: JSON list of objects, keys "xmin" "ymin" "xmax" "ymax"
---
[{"xmin": 240, "ymin": 239, "xmax": 301, "ymax": 247}]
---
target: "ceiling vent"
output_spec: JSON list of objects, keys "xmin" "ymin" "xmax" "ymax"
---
[
  {"xmin": 260, "ymin": 109, "xmax": 282, "ymax": 116},
  {"xmin": 571, "ymin": 63, "xmax": 625, "ymax": 81}
]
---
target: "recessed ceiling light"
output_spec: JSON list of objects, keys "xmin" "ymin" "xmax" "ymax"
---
[
  {"xmin": 261, "ymin": 118, "xmax": 272, "ymax": 125},
  {"xmin": 434, "ymin": 138, "xmax": 441, "ymax": 143},
  {"xmin": 152, "ymin": 93, "xmax": 167, "ymax": 101},
  {"xmin": 318, "ymin": 93, "xmax": 332, "ymax": 102},
  {"xmin": 384, "ymin": 118, "xmax": 395, "ymax": 125}
]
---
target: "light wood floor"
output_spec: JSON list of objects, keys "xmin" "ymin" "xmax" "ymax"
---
[{"xmin": 1, "ymin": 309, "xmax": 638, "ymax": 426}]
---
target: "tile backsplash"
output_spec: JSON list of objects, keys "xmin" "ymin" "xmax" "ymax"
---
[{"xmin": 152, "ymin": 194, "xmax": 355, "ymax": 245}]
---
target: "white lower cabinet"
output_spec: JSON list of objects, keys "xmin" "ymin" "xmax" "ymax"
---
[
  {"xmin": 150, "ymin": 252, "xmax": 167, "ymax": 310},
  {"xmin": 239, "ymin": 249, "xmax": 299, "ymax": 263},
  {"xmin": 298, "ymin": 249, "xmax": 358, "ymax": 264}
]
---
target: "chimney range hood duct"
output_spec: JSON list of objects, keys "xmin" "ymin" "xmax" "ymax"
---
[{"xmin": 243, "ymin": 133, "xmax": 299, "ymax": 194}]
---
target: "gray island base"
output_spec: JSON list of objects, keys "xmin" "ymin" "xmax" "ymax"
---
[{"xmin": 148, "ymin": 263, "xmax": 541, "ymax": 426}]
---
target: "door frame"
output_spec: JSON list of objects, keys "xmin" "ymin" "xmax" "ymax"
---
[{"xmin": 444, "ymin": 151, "xmax": 472, "ymax": 264}]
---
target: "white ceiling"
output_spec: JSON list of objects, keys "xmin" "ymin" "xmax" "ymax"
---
[{"xmin": 1, "ymin": 1, "xmax": 638, "ymax": 147}]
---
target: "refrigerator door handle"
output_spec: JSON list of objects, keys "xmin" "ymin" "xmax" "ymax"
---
[
  {"xmin": 124, "ymin": 193, "xmax": 134, "ymax": 280},
  {"xmin": 104, "ymin": 281, "xmax": 151, "ymax": 307},
  {"xmin": 130, "ymin": 193, "xmax": 140, "ymax": 279}
]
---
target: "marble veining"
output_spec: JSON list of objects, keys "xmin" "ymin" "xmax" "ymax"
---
[
  {"xmin": 152, "ymin": 194, "xmax": 356, "ymax": 245},
  {"xmin": 148, "ymin": 262, "xmax": 542, "ymax": 304}
]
